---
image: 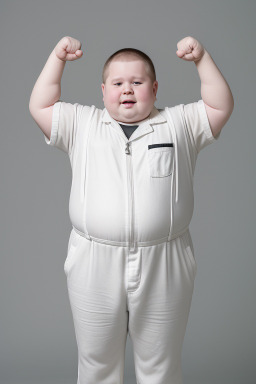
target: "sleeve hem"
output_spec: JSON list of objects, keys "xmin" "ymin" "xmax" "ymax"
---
[
  {"xmin": 44, "ymin": 101, "xmax": 62, "ymax": 145},
  {"xmin": 197, "ymin": 99, "xmax": 220, "ymax": 143}
]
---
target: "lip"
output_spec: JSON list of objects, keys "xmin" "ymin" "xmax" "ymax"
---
[
  {"xmin": 121, "ymin": 100, "xmax": 136, "ymax": 104},
  {"xmin": 121, "ymin": 102, "xmax": 136, "ymax": 108},
  {"xmin": 121, "ymin": 100, "xmax": 136, "ymax": 109}
]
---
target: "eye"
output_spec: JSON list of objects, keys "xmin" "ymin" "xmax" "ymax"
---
[
  {"xmin": 133, "ymin": 82, "xmax": 142, "ymax": 85},
  {"xmin": 114, "ymin": 82, "xmax": 122, "ymax": 86}
]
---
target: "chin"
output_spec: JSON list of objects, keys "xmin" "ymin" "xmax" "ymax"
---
[{"xmin": 122, "ymin": 116, "xmax": 140, "ymax": 123}]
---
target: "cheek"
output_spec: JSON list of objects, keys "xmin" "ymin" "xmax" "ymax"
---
[
  {"xmin": 138, "ymin": 87, "xmax": 154, "ymax": 102},
  {"xmin": 106, "ymin": 90, "xmax": 120, "ymax": 104}
]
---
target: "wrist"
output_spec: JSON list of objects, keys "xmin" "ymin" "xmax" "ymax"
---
[
  {"xmin": 52, "ymin": 48, "xmax": 66, "ymax": 64},
  {"xmin": 195, "ymin": 49, "xmax": 210, "ymax": 65}
]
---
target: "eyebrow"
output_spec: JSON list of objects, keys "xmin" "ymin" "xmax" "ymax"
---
[{"xmin": 111, "ymin": 76, "xmax": 145, "ymax": 82}]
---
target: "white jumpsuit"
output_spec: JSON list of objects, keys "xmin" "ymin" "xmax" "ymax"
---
[{"xmin": 44, "ymin": 99, "xmax": 220, "ymax": 384}]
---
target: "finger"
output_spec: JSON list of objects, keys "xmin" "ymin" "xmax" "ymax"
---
[
  {"xmin": 180, "ymin": 52, "xmax": 195, "ymax": 61},
  {"xmin": 65, "ymin": 37, "xmax": 82, "ymax": 54},
  {"xmin": 176, "ymin": 49, "xmax": 186, "ymax": 57},
  {"xmin": 75, "ymin": 50, "xmax": 83, "ymax": 57},
  {"xmin": 66, "ymin": 52, "xmax": 82, "ymax": 61}
]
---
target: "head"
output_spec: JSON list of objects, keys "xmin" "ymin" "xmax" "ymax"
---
[{"xmin": 101, "ymin": 48, "xmax": 158, "ymax": 124}]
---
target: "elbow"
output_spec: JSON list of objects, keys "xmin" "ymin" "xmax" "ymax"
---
[
  {"xmin": 29, "ymin": 99, "xmax": 39, "ymax": 117},
  {"xmin": 29, "ymin": 97, "xmax": 35, "ymax": 115},
  {"xmin": 225, "ymin": 95, "xmax": 234, "ymax": 118},
  {"xmin": 229, "ymin": 90, "xmax": 235, "ymax": 113},
  {"xmin": 28, "ymin": 103, "xmax": 34, "ymax": 116},
  {"xmin": 229, "ymin": 98, "xmax": 235, "ymax": 117},
  {"xmin": 230, "ymin": 94, "xmax": 235, "ymax": 111},
  {"xmin": 29, "ymin": 104, "xmax": 37, "ymax": 119},
  {"xmin": 28, "ymin": 103, "xmax": 33, "ymax": 114}
]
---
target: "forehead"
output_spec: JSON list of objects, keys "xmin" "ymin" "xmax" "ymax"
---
[{"xmin": 107, "ymin": 58, "xmax": 150, "ymax": 79}]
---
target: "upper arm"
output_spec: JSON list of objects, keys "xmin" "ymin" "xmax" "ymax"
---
[
  {"xmin": 203, "ymin": 102, "xmax": 233, "ymax": 139},
  {"xmin": 29, "ymin": 105, "xmax": 54, "ymax": 140}
]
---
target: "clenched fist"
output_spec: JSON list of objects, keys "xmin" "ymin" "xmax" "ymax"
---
[
  {"xmin": 176, "ymin": 36, "xmax": 205, "ymax": 62},
  {"xmin": 54, "ymin": 36, "xmax": 83, "ymax": 62}
]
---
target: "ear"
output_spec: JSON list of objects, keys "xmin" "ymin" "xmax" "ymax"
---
[
  {"xmin": 153, "ymin": 81, "xmax": 158, "ymax": 97},
  {"xmin": 101, "ymin": 83, "xmax": 105, "ymax": 100}
]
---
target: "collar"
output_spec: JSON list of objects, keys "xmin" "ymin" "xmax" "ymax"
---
[{"xmin": 100, "ymin": 105, "xmax": 167, "ymax": 126}]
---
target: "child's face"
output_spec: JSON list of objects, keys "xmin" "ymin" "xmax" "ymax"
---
[{"xmin": 101, "ymin": 58, "xmax": 158, "ymax": 124}]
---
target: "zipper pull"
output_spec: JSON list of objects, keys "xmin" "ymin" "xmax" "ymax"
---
[{"xmin": 125, "ymin": 142, "xmax": 130, "ymax": 154}]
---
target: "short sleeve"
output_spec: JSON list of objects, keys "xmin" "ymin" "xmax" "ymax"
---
[
  {"xmin": 181, "ymin": 99, "xmax": 221, "ymax": 154},
  {"xmin": 44, "ymin": 100, "xmax": 85, "ymax": 155}
]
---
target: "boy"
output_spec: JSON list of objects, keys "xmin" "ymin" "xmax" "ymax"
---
[{"xmin": 29, "ymin": 36, "xmax": 234, "ymax": 384}]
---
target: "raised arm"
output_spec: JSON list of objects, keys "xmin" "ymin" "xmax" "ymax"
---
[
  {"xmin": 29, "ymin": 36, "xmax": 83, "ymax": 140},
  {"xmin": 176, "ymin": 36, "xmax": 234, "ymax": 138}
]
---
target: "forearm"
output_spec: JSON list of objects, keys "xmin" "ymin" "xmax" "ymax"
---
[
  {"xmin": 195, "ymin": 50, "xmax": 234, "ymax": 112},
  {"xmin": 29, "ymin": 49, "xmax": 66, "ymax": 111}
]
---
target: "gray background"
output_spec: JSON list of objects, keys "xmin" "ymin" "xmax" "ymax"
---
[{"xmin": 1, "ymin": 0, "xmax": 255, "ymax": 383}]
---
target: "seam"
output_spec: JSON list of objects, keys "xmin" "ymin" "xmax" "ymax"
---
[
  {"xmin": 127, "ymin": 271, "xmax": 142, "ymax": 294},
  {"xmin": 198, "ymin": 99, "xmax": 218, "ymax": 143},
  {"xmin": 176, "ymin": 103, "xmax": 199, "ymax": 156},
  {"xmin": 46, "ymin": 101, "xmax": 61, "ymax": 146}
]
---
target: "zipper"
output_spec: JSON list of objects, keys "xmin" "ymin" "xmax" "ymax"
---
[{"xmin": 125, "ymin": 142, "xmax": 136, "ymax": 252}]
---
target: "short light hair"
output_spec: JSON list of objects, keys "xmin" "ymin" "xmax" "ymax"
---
[{"xmin": 102, "ymin": 48, "xmax": 156, "ymax": 84}]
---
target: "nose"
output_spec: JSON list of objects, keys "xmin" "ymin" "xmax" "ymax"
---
[{"xmin": 122, "ymin": 83, "xmax": 134, "ymax": 94}]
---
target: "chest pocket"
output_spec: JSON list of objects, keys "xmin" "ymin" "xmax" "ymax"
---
[{"xmin": 148, "ymin": 143, "xmax": 174, "ymax": 177}]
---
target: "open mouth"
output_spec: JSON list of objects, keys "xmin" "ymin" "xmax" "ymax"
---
[{"xmin": 122, "ymin": 100, "xmax": 136, "ymax": 104}]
